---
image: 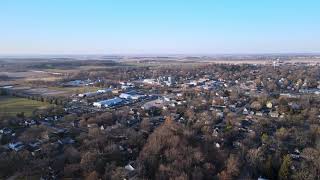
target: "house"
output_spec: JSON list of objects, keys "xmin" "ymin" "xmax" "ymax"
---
[
  {"xmin": 28, "ymin": 140, "xmax": 42, "ymax": 149},
  {"xmin": 258, "ymin": 177, "xmax": 269, "ymax": 180},
  {"xmin": 143, "ymin": 79, "xmax": 158, "ymax": 85},
  {"xmin": 240, "ymin": 119, "xmax": 252, "ymax": 128},
  {"xmin": 289, "ymin": 102, "xmax": 301, "ymax": 111},
  {"xmin": 31, "ymin": 148, "xmax": 42, "ymax": 157},
  {"xmin": 87, "ymin": 123, "xmax": 99, "ymax": 128},
  {"xmin": 65, "ymin": 79, "xmax": 93, "ymax": 87},
  {"xmin": 79, "ymin": 88, "xmax": 112, "ymax": 98},
  {"xmin": 49, "ymin": 128, "xmax": 69, "ymax": 139},
  {"xmin": 266, "ymin": 101, "xmax": 273, "ymax": 109},
  {"xmin": 97, "ymin": 88, "xmax": 112, "ymax": 93},
  {"xmin": 188, "ymin": 81, "xmax": 198, "ymax": 86},
  {"xmin": 1, "ymin": 85, "xmax": 13, "ymax": 89},
  {"xmin": 58, "ymin": 137, "xmax": 75, "ymax": 145},
  {"xmin": 112, "ymin": 89, "xmax": 120, "ymax": 94},
  {"xmin": 255, "ymin": 111, "xmax": 263, "ymax": 116},
  {"xmin": 27, "ymin": 140, "xmax": 42, "ymax": 155},
  {"xmin": 299, "ymin": 88, "xmax": 320, "ymax": 94},
  {"xmin": 125, "ymin": 162, "xmax": 136, "ymax": 171},
  {"xmin": 78, "ymin": 92, "xmax": 98, "ymax": 98},
  {"xmin": 212, "ymin": 128, "xmax": 219, "ymax": 137},
  {"xmin": 280, "ymin": 93, "xmax": 300, "ymax": 98},
  {"xmin": 214, "ymin": 122, "xmax": 226, "ymax": 134},
  {"xmin": 0, "ymin": 127, "xmax": 13, "ymax": 135},
  {"xmin": 9, "ymin": 141, "xmax": 25, "ymax": 151},
  {"xmin": 142, "ymin": 99, "xmax": 164, "ymax": 110},
  {"xmin": 270, "ymin": 111, "xmax": 279, "ymax": 118},
  {"xmin": 233, "ymin": 141, "xmax": 242, "ymax": 148},
  {"xmin": 124, "ymin": 162, "xmax": 138, "ymax": 179},
  {"xmin": 71, "ymin": 120, "xmax": 80, "ymax": 127},
  {"xmin": 243, "ymin": 108, "xmax": 249, "ymax": 115},
  {"xmin": 228, "ymin": 104, "xmax": 236, "ymax": 112},
  {"xmin": 127, "ymin": 117, "xmax": 140, "ymax": 126},
  {"xmin": 23, "ymin": 119, "xmax": 36, "ymax": 126},
  {"xmin": 290, "ymin": 148, "xmax": 301, "ymax": 160},
  {"xmin": 93, "ymin": 97, "xmax": 123, "ymax": 108},
  {"xmin": 121, "ymin": 82, "xmax": 135, "ymax": 90}
]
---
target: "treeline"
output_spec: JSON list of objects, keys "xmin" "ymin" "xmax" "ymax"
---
[{"xmin": 27, "ymin": 60, "xmax": 121, "ymax": 70}]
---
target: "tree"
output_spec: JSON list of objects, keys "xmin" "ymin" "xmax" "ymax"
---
[
  {"xmin": 63, "ymin": 114, "xmax": 78, "ymax": 123},
  {"xmin": 261, "ymin": 133, "xmax": 269, "ymax": 145},
  {"xmin": 275, "ymin": 127, "xmax": 289, "ymax": 141},
  {"xmin": 85, "ymin": 171, "xmax": 99, "ymax": 180},
  {"xmin": 298, "ymin": 148, "xmax": 320, "ymax": 180},
  {"xmin": 218, "ymin": 170, "xmax": 232, "ymax": 180},
  {"xmin": 267, "ymin": 81, "xmax": 278, "ymax": 92},
  {"xmin": 138, "ymin": 118, "xmax": 214, "ymax": 179},
  {"xmin": 64, "ymin": 146, "xmax": 81, "ymax": 164},
  {"xmin": 19, "ymin": 126, "xmax": 48, "ymax": 143},
  {"xmin": 219, "ymin": 154, "xmax": 240, "ymax": 179},
  {"xmin": 140, "ymin": 118, "xmax": 151, "ymax": 132},
  {"xmin": 251, "ymin": 101, "xmax": 262, "ymax": 111},
  {"xmin": 16, "ymin": 112, "xmax": 25, "ymax": 119},
  {"xmin": 0, "ymin": 152, "xmax": 21, "ymax": 178},
  {"xmin": 64, "ymin": 164, "xmax": 82, "ymax": 178},
  {"xmin": 278, "ymin": 155, "xmax": 292, "ymax": 180},
  {"xmin": 80, "ymin": 151, "xmax": 98, "ymax": 173},
  {"xmin": 111, "ymin": 167, "xmax": 127, "ymax": 180},
  {"xmin": 88, "ymin": 127, "xmax": 101, "ymax": 137},
  {"xmin": 246, "ymin": 148, "xmax": 261, "ymax": 176}
]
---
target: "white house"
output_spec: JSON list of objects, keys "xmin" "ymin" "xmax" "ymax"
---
[
  {"xmin": 97, "ymin": 88, "xmax": 112, "ymax": 93},
  {"xmin": 143, "ymin": 79, "xmax": 158, "ymax": 85},
  {"xmin": 78, "ymin": 91, "xmax": 98, "ymax": 98}
]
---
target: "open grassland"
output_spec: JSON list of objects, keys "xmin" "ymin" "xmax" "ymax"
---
[
  {"xmin": 0, "ymin": 96, "xmax": 49, "ymax": 117},
  {"xmin": 48, "ymin": 86, "xmax": 101, "ymax": 95}
]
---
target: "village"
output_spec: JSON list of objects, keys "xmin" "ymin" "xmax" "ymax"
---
[{"xmin": 0, "ymin": 59, "xmax": 320, "ymax": 179}]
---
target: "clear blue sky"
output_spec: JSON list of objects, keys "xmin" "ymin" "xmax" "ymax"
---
[{"xmin": 0, "ymin": 0, "xmax": 319, "ymax": 55}]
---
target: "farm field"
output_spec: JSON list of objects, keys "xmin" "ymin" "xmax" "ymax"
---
[{"xmin": 0, "ymin": 96, "xmax": 49, "ymax": 117}]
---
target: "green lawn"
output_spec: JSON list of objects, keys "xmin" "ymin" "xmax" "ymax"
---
[{"xmin": 0, "ymin": 96, "xmax": 49, "ymax": 117}]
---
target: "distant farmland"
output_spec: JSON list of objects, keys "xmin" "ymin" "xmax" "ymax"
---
[{"xmin": 0, "ymin": 96, "xmax": 49, "ymax": 117}]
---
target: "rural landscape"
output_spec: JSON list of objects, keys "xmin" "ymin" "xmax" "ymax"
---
[{"xmin": 0, "ymin": 56, "xmax": 320, "ymax": 179}]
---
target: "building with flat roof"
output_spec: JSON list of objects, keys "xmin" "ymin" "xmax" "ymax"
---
[
  {"xmin": 119, "ymin": 90, "xmax": 145, "ymax": 100},
  {"xmin": 93, "ymin": 97, "xmax": 123, "ymax": 108}
]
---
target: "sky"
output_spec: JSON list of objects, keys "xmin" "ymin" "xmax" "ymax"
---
[{"xmin": 0, "ymin": 0, "xmax": 320, "ymax": 55}]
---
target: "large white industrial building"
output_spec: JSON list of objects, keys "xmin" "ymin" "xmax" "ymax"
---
[{"xmin": 93, "ymin": 97, "xmax": 123, "ymax": 108}]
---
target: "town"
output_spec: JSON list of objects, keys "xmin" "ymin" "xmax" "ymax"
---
[{"xmin": 0, "ymin": 56, "xmax": 319, "ymax": 179}]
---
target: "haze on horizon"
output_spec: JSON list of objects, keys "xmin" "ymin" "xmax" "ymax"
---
[{"xmin": 0, "ymin": 0, "xmax": 320, "ymax": 55}]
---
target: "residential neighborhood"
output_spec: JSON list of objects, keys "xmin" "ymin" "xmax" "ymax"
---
[{"xmin": 0, "ymin": 57, "xmax": 320, "ymax": 179}]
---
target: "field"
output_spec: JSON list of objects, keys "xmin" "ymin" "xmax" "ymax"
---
[
  {"xmin": 0, "ymin": 96, "xmax": 49, "ymax": 117},
  {"xmin": 48, "ymin": 86, "xmax": 102, "ymax": 94}
]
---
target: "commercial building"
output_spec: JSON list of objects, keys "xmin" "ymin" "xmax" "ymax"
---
[
  {"xmin": 119, "ymin": 90, "xmax": 145, "ymax": 100},
  {"xmin": 93, "ymin": 97, "xmax": 123, "ymax": 108}
]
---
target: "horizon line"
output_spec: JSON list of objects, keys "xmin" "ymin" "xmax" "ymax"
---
[{"xmin": 1, "ymin": 52, "xmax": 320, "ymax": 58}]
